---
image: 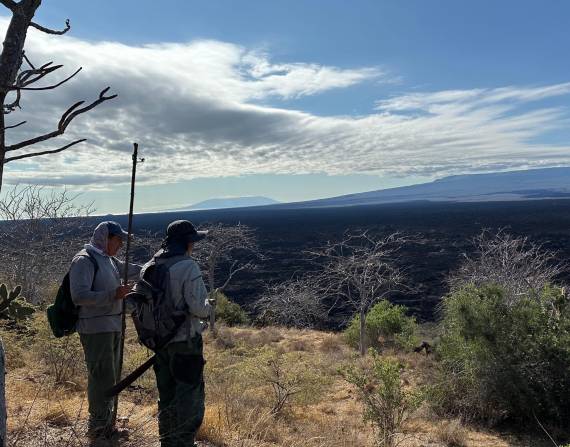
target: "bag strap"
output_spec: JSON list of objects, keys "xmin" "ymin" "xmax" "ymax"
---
[
  {"xmin": 142, "ymin": 255, "xmax": 188, "ymax": 286},
  {"xmin": 76, "ymin": 252, "xmax": 99, "ymax": 291}
]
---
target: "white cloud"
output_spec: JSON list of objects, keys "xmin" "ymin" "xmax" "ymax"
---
[{"xmin": 3, "ymin": 18, "xmax": 570, "ymax": 188}]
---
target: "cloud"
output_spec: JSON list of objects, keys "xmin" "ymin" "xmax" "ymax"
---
[{"xmin": 3, "ymin": 17, "xmax": 570, "ymax": 189}]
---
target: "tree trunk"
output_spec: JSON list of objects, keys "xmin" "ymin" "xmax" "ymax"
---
[
  {"xmin": 0, "ymin": 5, "xmax": 42, "ymax": 443},
  {"xmin": 0, "ymin": 96, "xmax": 5, "ymax": 447},
  {"xmin": 359, "ymin": 307, "xmax": 366, "ymax": 356},
  {"xmin": 0, "ymin": 100, "xmax": 5, "ymax": 195},
  {"xmin": 0, "ymin": 5, "xmax": 42, "ymax": 444},
  {"xmin": 0, "ymin": 1, "xmax": 41, "ymax": 193},
  {"xmin": 0, "ymin": 339, "xmax": 5, "ymax": 447}
]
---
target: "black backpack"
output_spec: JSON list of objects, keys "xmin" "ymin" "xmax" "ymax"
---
[
  {"xmin": 128, "ymin": 256, "xmax": 188, "ymax": 351},
  {"xmin": 47, "ymin": 254, "xmax": 98, "ymax": 338}
]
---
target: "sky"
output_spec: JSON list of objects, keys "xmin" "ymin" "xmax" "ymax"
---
[{"xmin": 2, "ymin": 0, "xmax": 570, "ymax": 213}]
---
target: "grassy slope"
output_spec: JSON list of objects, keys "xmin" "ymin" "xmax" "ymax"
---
[{"xmin": 1, "ymin": 317, "xmax": 552, "ymax": 447}]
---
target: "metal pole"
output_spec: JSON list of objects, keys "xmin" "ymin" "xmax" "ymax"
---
[{"xmin": 111, "ymin": 142, "xmax": 139, "ymax": 429}]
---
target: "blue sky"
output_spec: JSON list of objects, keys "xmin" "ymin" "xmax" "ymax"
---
[{"xmin": 2, "ymin": 0, "xmax": 570, "ymax": 213}]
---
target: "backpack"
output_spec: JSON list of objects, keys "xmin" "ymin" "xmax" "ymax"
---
[
  {"xmin": 128, "ymin": 256, "xmax": 188, "ymax": 351},
  {"xmin": 46, "ymin": 253, "xmax": 98, "ymax": 338}
]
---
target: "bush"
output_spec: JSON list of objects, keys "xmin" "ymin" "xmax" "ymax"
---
[
  {"xmin": 343, "ymin": 352, "xmax": 424, "ymax": 447},
  {"xmin": 435, "ymin": 284, "xmax": 570, "ymax": 426},
  {"xmin": 214, "ymin": 291, "xmax": 249, "ymax": 326},
  {"xmin": 344, "ymin": 300, "xmax": 418, "ymax": 351}
]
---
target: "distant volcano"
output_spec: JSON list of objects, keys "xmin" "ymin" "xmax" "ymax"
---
[
  {"xmin": 276, "ymin": 167, "xmax": 570, "ymax": 209},
  {"xmin": 173, "ymin": 196, "xmax": 280, "ymax": 211}
]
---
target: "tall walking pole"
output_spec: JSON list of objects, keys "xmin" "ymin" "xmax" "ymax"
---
[{"xmin": 111, "ymin": 142, "xmax": 140, "ymax": 429}]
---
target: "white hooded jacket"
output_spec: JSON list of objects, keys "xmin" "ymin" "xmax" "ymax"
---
[{"xmin": 69, "ymin": 222, "xmax": 140, "ymax": 334}]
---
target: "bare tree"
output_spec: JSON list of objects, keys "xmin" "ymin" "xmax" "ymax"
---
[
  {"xmin": 255, "ymin": 278, "xmax": 327, "ymax": 329},
  {"xmin": 0, "ymin": 0, "xmax": 116, "ymax": 193},
  {"xmin": 0, "ymin": 184, "xmax": 94, "ymax": 303},
  {"xmin": 309, "ymin": 231, "xmax": 407, "ymax": 356},
  {"xmin": 0, "ymin": 4, "xmax": 115, "ymax": 441},
  {"xmin": 194, "ymin": 223, "xmax": 260, "ymax": 292},
  {"xmin": 449, "ymin": 229, "xmax": 564, "ymax": 305}
]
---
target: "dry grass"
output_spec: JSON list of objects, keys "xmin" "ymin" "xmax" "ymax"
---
[
  {"xmin": 1, "ymin": 318, "xmax": 554, "ymax": 447},
  {"xmin": 434, "ymin": 419, "xmax": 469, "ymax": 447}
]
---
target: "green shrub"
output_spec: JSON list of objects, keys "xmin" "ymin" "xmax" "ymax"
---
[
  {"xmin": 343, "ymin": 352, "xmax": 424, "ymax": 447},
  {"xmin": 344, "ymin": 300, "xmax": 418, "ymax": 351},
  {"xmin": 435, "ymin": 284, "xmax": 570, "ymax": 426},
  {"xmin": 215, "ymin": 291, "xmax": 249, "ymax": 326}
]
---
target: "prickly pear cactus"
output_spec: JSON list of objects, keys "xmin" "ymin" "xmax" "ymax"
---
[{"xmin": 0, "ymin": 284, "xmax": 34, "ymax": 322}]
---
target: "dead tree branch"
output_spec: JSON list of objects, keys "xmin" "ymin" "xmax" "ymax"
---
[
  {"xmin": 0, "ymin": 0, "xmax": 16, "ymax": 12},
  {"xmin": 5, "ymin": 138, "xmax": 86, "ymax": 163},
  {"xmin": 3, "ymin": 120, "xmax": 25, "ymax": 130},
  {"xmin": 6, "ymin": 87, "xmax": 115, "ymax": 152},
  {"xmin": 0, "ymin": 1, "xmax": 117, "ymax": 191},
  {"xmin": 22, "ymin": 52, "xmax": 35, "ymax": 70},
  {"xmin": 29, "ymin": 18, "xmax": 70, "ymax": 35},
  {"xmin": 8, "ymin": 66, "xmax": 82, "ymax": 92}
]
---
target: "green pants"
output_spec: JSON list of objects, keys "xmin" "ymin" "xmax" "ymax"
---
[
  {"xmin": 79, "ymin": 332, "xmax": 121, "ymax": 430},
  {"xmin": 154, "ymin": 336, "xmax": 205, "ymax": 447}
]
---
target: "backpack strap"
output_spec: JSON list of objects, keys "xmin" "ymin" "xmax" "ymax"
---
[
  {"xmin": 143, "ymin": 255, "xmax": 188, "ymax": 285},
  {"xmin": 81, "ymin": 252, "xmax": 99, "ymax": 291}
]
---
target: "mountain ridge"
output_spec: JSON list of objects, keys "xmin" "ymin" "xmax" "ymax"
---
[
  {"xmin": 172, "ymin": 196, "xmax": 280, "ymax": 211},
  {"xmin": 274, "ymin": 167, "xmax": 570, "ymax": 209}
]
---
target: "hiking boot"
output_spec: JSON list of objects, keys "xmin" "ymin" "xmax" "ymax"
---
[
  {"xmin": 86, "ymin": 425, "xmax": 107, "ymax": 439},
  {"xmin": 104, "ymin": 426, "xmax": 130, "ymax": 440}
]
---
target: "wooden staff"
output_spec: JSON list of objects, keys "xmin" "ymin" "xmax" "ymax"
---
[{"xmin": 111, "ymin": 142, "xmax": 141, "ymax": 428}]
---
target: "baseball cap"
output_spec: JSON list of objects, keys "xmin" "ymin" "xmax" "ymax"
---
[
  {"xmin": 166, "ymin": 220, "xmax": 208, "ymax": 243},
  {"xmin": 106, "ymin": 221, "xmax": 129, "ymax": 240}
]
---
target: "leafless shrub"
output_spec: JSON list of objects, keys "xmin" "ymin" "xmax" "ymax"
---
[
  {"xmin": 309, "ymin": 231, "xmax": 408, "ymax": 355},
  {"xmin": 255, "ymin": 278, "xmax": 327, "ymax": 329},
  {"xmin": 449, "ymin": 229, "xmax": 563, "ymax": 305},
  {"xmin": 194, "ymin": 222, "xmax": 261, "ymax": 292},
  {"xmin": 261, "ymin": 356, "xmax": 302, "ymax": 416},
  {"xmin": 0, "ymin": 185, "xmax": 94, "ymax": 303}
]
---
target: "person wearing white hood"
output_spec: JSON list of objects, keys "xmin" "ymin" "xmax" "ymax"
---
[{"xmin": 69, "ymin": 221, "xmax": 141, "ymax": 439}]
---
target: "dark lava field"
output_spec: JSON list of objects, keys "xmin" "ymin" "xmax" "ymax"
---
[{"xmin": 116, "ymin": 199, "xmax": 570, "ymax": 324}]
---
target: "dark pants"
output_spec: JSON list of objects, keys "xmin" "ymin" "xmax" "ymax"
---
[
  {"xmin": 154, "ymin": 336, "xmax": 205, "ymax": 447},
  {"xmin": 79, "ymin": 332, "xmax": 121, "ymax": 430}
]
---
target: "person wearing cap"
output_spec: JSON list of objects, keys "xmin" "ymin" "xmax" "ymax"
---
[
  {"xmin": 69, "ymin": 221, "xmax": 141, "ymax": 438},
  {"xmin": 139, "ymin": 219, "xmax": 213, "ymax": 447}
]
